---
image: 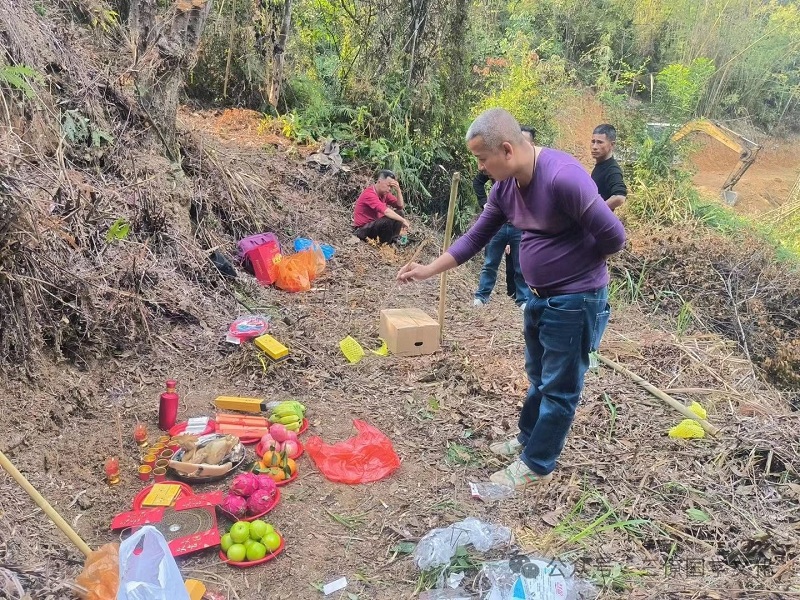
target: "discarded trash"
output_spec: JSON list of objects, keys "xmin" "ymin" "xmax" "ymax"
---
[
  {"xmin": 447, "ymin": 572, "xmax": 466, "ymax": 588},
  {"xmin": 118, "ymin": 526, "xmax": 189, "ymax": 600},
  {"xmin": 339, "ymin": 335, "xmax": 365, "ymax": 363},
  {"xmin": 294, "ymin": 237, "xmax": 336, "ymax": 260},
  {"xmin": 469, "ymin": 482, "xmax": 515, "ymax": 502},
  {"xmin": 306, "ymin": 420, "xmax": 401, "ymax": 484},
  {"xmin": 75, "ymin": 543, "xmax": 119, "ymax": 600},
  {"xmin": 688, "ymin": 401, "xmax": 707, "ymax": 419},
  {"xmin": 322, "ymin": 577, "xmax": 347, "ymax": 595},
  {"xmin": 227, "ymin": 315, "xmax": 270, "ymax": 344},
  {"xmin": 419, "ymin": 590, "xmax": 475, "ymax": 600},
  {"xmin": 480, "ymin": 554, "xmax": 596, "ymax": 600},
  {"xmin": 413, "ymin": 518, "xmax": 512, "ymax": 571},
  {"xmin": 669, "ymin": 419, "xmax": 706, "ymax": 439},
  {"xmin": 370, "ymin": 338, "xmax": 389, "ymax": 356}
]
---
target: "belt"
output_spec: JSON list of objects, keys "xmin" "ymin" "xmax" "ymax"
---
[
  {"xmin": 528, "ymin": 286, "xmax": 603, "ymax": 298},
  {"xmin": 528, "ymin": 286, "xmax": 560, "ymax": 298}
]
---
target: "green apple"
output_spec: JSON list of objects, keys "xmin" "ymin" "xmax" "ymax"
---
[
  {"xmin": 226, "ymin": 543, "xmax": 246, "ymax": 562},
  {"xmin": 243, "ymin": 538, "xmax": 256, "ymax": 550},
  {"xmin": 249, "ymin": 520, "xmax": 268, "ymax": 540},
  {"xmin": 229, "ymin": 521, "xmax": 250, "ymax": 544},
  {"xmin": 246, "ymin": 541, "xmax": 267, "ymax": 561},
  {"xmin": 220, "ymin": 533, "xmax": 234, "ymax": 552},
  {"xmin": 262, "ymin": 531, "xmax": 281, "ymax": 552}
]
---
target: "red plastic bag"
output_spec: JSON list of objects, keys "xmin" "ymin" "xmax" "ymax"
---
[{"xmin": 306, "ymin": 420, "xmax": 401, "ymax": 484}]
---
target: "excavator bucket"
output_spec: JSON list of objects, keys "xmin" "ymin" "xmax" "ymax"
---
[{"xmin": 722, "ymin": 190, "xmax": 738, "ymax": 206}]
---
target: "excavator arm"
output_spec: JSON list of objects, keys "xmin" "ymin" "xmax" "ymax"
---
[{"xmin": 670, "ymin": 118, "xmax": 761, "ymax": 205}]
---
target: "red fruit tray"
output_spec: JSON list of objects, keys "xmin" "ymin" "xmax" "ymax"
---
[
  {"xmin": 255, "ymin": 440, "xmax": 304, "ymax": 460},
  {"xmin": 275, "ymin": 471, "xmax": 298, "ymax": 487},
  {"xmin": 216, "ymin": 488, "xmax": 280, "ymax": 522},
  {"xmin": 219, "ymin": 537, "xmax": 285, "ymax": 568}
]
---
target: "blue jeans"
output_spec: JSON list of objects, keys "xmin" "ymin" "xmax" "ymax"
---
[
  {"xmin": 475, "ymin": 224, "xmax": 531, "ymax": 306},
  {"xmin": 517, "ymin": 287, "xmax": 610, "ymax": 475}
]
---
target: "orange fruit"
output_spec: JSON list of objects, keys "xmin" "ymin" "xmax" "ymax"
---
[
  {"xmin": 285, "ymin": 458, "xmax": 297, "ymax": 476},
  {"xmin": 266, "ymin": 466, "xmax": 285, "ymax": 481}
]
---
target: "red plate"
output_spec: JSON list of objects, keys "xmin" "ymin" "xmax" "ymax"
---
[
  {"xmin": 169, "ymin": 419, "xmax": 217, "ymax": 437},
  {"xmin": 219, "ymin": 537, "xmax": 285, "ymax": 568},
  {"xmin": 238, "ymin": 434, "xmax": 261, "ymax": 446},
  {"xmin": 255, "ymin": 440, "xmax": 304, "ymax": 460},
  {"xmin": 132, "ymin": 482, "xmax": 194, "ymax": 510},
  {"xmin": 216, "ymin": 488, "xmax": 280, "ymax": 522},
  {"xmin": 298, "ymin": 418, "xmax": 308, "ymax": 435},
  {"xmin": 275, "ymin": 470, "xmax": 298, "ymax": 487}
]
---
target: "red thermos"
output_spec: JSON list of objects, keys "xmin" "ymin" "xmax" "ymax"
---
[{"xmin": 158, "ymin": 380, "xmax": 179, "ymax": 431}]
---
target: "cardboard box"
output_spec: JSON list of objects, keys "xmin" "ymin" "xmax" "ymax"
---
[{"xmin": 379, "ymin": 308, "xmax": 440, "ymax": 356}]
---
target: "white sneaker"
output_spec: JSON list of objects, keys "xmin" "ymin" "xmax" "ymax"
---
[
  {"xmin": 473, "ymin": 298, "xmax": 487, "ymax": 307},
  {"xmin": 489, "ymin": 459, "xmax": 553, "ymax": 489},
  {"xmin": 488, "ymin": 438, "xmax": 523, "ymax": 456}
]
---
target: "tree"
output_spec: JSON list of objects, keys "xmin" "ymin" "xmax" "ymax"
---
[{"xmin": 128, "ymin": 0, "xmax": 213, "ymax": 161}]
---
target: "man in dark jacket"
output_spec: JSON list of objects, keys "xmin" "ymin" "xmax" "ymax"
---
[{"xmin": 590, "ymin": 124, "xmax": 627, "ymax": 211}]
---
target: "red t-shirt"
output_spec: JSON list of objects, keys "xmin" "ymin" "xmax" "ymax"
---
[{"xmin": 353, "ymin": 186, "xmax": 400, "ymax": 227}]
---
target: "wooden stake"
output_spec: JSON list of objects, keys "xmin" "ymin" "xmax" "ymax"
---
[
  {"xmin": 597, "ymin": 354, "xmax": 720, "ymax": 436},
  {"xmin": 438, "ymin": 172, "xmax": 460, "ymax": 343},
  {"xmin": 0, "ymin": 449, "xmax": 93, "ymax": 556}
]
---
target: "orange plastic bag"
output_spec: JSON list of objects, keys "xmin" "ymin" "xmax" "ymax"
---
[
  {"xmin": 306, "ymin": 420, "xmax": 401, "ymax": 484},
  {"xmin": 274, "ymin": 248, "xmax": 325, "ymax": 292},
  {"xmin": 75, "ymin": 543, "xmax": 119, "ymax": 600}
]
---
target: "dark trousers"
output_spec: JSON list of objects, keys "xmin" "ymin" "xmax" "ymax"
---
[{"xmin": 354, "ymin": 214, "xmax": 403, "ymax": 245}]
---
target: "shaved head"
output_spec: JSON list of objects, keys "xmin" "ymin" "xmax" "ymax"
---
[{"xmin": 466, "ymin": 108, "xmax": 526, "ymax": 150}]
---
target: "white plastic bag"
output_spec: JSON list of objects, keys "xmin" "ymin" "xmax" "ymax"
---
[
  {"xmin": 117, "ymin": 526, "xmax": 189, "ymax": 600},
  {"xmin": 414, "ymin": 518, "xmax": 512, "ymax": 570}
]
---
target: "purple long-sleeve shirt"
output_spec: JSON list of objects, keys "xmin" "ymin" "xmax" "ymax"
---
[{"xmin": 449, "ymin": 148, "xmax": 626, "ymax": 293}]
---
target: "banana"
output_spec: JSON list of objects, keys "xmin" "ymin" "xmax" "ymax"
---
[
  {"xmin": 284, "ymin": 421, "xmax": 300, "ymax": 431},
  {"xmin": 273, "ymin": 406, "xmax": 301, "ymax": 419},
  {"xmin": 269, "ymin": 413, "xmax": 301, "ymax": 425}
]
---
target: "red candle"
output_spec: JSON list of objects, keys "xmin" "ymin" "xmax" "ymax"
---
[
  {"xmin": 134, "ymin": 423, "xmax": 148, "ymax": 445},
  {"xmin": 104, "ymin": 456, "xmax": 120, "ymax": 485}
]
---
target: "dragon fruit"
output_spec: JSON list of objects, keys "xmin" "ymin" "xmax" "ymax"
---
[
  {"xmin": 219, "ymin": 493, "xmax": 247, "ymax": 518},
  {"xmin": 230, "ymin": 472, "xmax": 260, "ymax": 497},
  {"xmin": 247, "ymin": 488, "xmax": 276, "ymax": 516},
  {"xmin": 255, "ymin": 474, "xmax": 277, "ymax": 495}
]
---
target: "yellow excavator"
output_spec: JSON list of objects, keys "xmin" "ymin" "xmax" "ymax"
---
[{"xmin": 670, "ymin": 118, "xmax": 761, "ymax": 206}]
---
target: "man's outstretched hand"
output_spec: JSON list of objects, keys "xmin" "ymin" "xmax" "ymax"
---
[{"xmin": 397, "ymin": 262, "xmax": 433, "ymax": 283}]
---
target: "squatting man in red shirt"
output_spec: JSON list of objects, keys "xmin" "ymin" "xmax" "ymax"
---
[
  {"xmin": 352, "ymin": 170, "xmax": 411, "ymax": 245},
  {"xmin": 397, "ymin": 108, "xmax": 626, "ymax": 488}
]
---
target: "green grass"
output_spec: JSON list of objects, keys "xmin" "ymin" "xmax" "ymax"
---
[{"xmin": 554, "ymin": 489, "xmax": 651, "ymax": 547}]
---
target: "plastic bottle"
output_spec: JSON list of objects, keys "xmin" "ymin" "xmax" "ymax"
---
[{"xmin": 158, "ymin": 380, "xmax": 179, "ymax": 431}]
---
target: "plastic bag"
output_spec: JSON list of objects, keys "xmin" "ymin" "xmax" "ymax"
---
[
  {"xmin": 414, "ymin": 518, "xmax": 512, "ymax": 571},
  {"xmin": 306, "ymin": 420, "xmax": 401, "ymax": 484},
  {"xmin": 294, "ymin": 237, "xmax": 336, "ymax": 260},
  {"xmin": 479, "ymin": 555, "xmax": 596, "ymax": 600},
  {"xmin": 274, "ymin": 248, "xmax": 325, "ymax": 292},
  {"xmin": 117, "ymin": 526, "xmax": 189, "ymax": 600},
  {"xmin": 75, "ymin": 543, "xmax": 120, "ymax": 600}
]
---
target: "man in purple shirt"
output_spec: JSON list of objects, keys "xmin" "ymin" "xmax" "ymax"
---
[{"xmin": 397, "ymin": 108, "xmax": 625, "ymax": 488}]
